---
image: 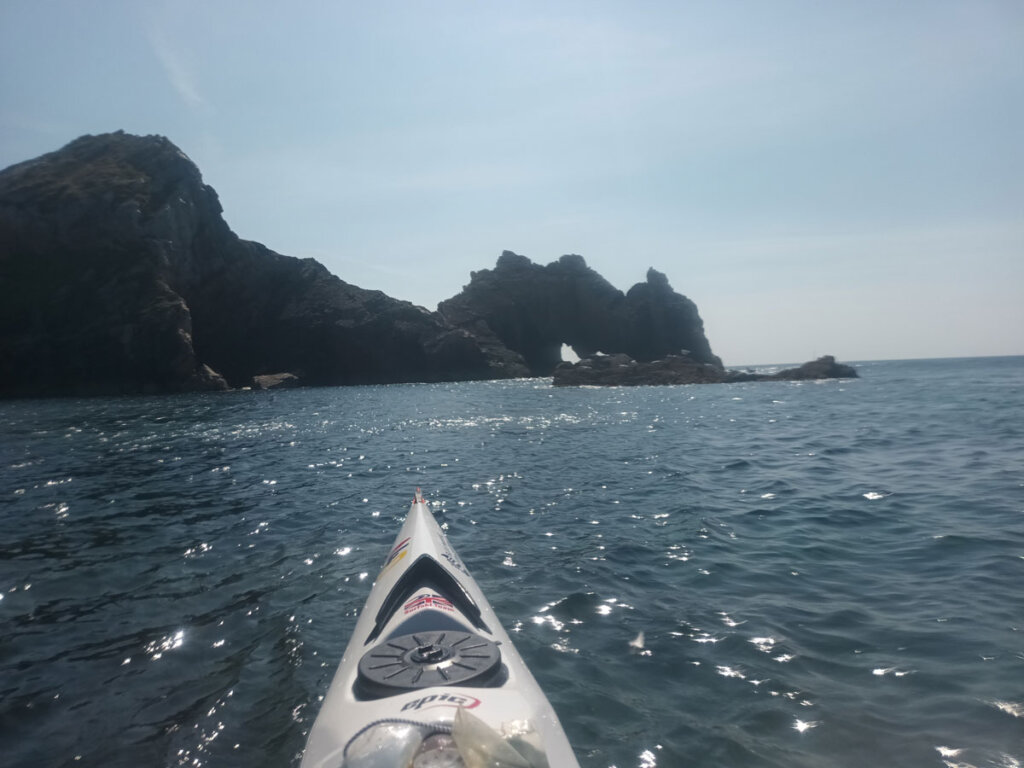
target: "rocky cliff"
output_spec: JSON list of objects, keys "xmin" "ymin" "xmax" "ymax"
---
[
  {"xmin": 0, "ymin": 132, "xmax": 503, "ymax": 396},
  {"xmin": 1, "ymin": 132, "xmax": 732, "ymax": 397},
  {"xmin": 438, "ymin": 251, "xmax": 722, "ymax": 376}
]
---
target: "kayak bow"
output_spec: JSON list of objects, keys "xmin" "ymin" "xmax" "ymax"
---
[{"xmin": 302, "ymin": 489, "xmax": 581, "ymax": 768}]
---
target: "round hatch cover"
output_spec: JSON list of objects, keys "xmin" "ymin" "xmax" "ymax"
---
[{"xmin": 357, "ymin": 631, "xmax": 502, "ymax": 694}]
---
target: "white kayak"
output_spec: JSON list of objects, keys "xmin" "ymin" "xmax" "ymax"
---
[{"xmin": 302, "ymin": 489, "xmax": 582, "ymax": 768}]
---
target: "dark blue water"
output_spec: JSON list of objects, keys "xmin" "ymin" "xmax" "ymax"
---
[{"xmin": 2, "ymin": 357, "xmax": 1022, "ymax": 768}]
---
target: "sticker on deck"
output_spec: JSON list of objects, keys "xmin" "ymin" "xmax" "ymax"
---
[
  {"xmin": 380, "ymin": 537, "xmax": 410, "ymax": 575},
  {"xmin": 401, "ymin": 692, "xmax": 481, "ymax": 712},
  {"xmin": 403, "ymin": 593, "xmax": 455, "ymax": 614}
]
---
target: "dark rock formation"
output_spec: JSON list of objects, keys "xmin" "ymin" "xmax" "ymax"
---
[
  {"xmin": 2, "ymin": 131, "xmax": 841, "ymax": 398},
  {"xmin": 438, "ymin": 251, "xmax": 722, "ymax": 377},
  {"xmin": 770, "ymin": 355, "xmax": 858, "ymax": 381},
  {"xmin": 553, "ymin": 354, "xmax": 858, "ymax": 387},
  {"xmin": 0, "ymin": 131, "xmax": 502, "ymax": 396},
  {"xmin": 552, "ymin": 353, "xmax": 724, "ymax": 386}
]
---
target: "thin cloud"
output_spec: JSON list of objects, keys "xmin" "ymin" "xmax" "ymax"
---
[{"xmin": 148, "ymin": 28, "xmax": 204, "ymax": 109}]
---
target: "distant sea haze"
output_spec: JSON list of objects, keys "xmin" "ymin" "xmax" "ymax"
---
[{"xmin": 2, "ymin": 356, "xmax": 1022, "ymax": 767}]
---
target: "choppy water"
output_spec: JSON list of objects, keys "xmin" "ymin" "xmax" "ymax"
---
[{"xmin": 2, "ymin": 357, "xmax": 1023, "ymax": 768}]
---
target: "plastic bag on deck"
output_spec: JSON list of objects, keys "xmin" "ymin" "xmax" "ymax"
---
[
  {"xmin": 451, "ymin": 708, "xmax": 550, "ymax": 768},
  {"xmin": 342, "ymin": 722, "xmax": 427, "ymax": 767}
]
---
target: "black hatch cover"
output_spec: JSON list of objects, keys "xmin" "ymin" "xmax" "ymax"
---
[{"xmin": 356, "ymin": 631, "xmax": 503, "ymax": 698}]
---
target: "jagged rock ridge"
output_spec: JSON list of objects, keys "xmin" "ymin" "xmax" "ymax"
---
[{"xmin": 438, "ymin": 251, "xmax": 722, "ymax": 377}]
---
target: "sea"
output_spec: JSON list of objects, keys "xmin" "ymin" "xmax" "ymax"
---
[{"xmin": 1, "ymin": 356, "xmax": 1022, "ymax": 768}]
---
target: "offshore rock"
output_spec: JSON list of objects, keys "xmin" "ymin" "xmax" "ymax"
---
[
  {"xmin": 771, "ymin": 355, "xmax": 858, "ymax": 381},
  {"xmin": 552, "ymin": 354, "xmax": 724, "ymax": 386},
  {"xmin": 438, "ymin": 251, "xmax": 722, "ymax": 376},
  {"xmin": 553, "ymin": 354, "xmax": 858, "ymax": 387},
  {"xmin": 252, "ymin": 372, "xmax": 302, "ymax": 390},
  {"xmin": 0, "ymin": 131, "xmax": 500, "ymax": 396}
]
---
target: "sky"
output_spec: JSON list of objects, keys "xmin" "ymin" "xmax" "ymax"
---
[{"xmin": 2, "ymin": 0, "xmax": 1021, "ymax": 365}]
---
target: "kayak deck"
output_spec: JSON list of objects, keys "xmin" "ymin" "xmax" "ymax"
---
[{"xmin": 301, "ymin": 489, "xmax": 580, "ymax": 768}]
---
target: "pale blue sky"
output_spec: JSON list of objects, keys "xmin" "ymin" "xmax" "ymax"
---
[{"xmin": 2, "ymin": 1, "xmax": 1021, "ymax": 364}]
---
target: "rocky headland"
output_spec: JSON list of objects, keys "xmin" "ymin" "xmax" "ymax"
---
[
  {"xmin": 0, "ymin": 132, "xmax": 505, "ymax": 396},
  {"xmin": 0, "ymin": 131, "xmax": 855, "ymax": 397}
]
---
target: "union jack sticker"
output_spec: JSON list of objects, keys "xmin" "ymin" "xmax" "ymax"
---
[{"xmin": 403, "ymin": 593, "xmax": 455, "ymax": 614}]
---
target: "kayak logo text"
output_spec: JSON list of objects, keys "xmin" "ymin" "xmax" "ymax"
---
[
  {"xmin": 401, "ymin": 693, "xmax": 481, "ymax": 712},
  {"xmin": 441, "ymin": 551, "xmax": 468, "ymax": 575},
  {"xmin": 404, "ymin": 593, "xmax": 455, "ymax": 614}
]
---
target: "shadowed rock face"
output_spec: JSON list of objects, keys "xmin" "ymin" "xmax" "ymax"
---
[
  {"xmin": 0, "ymin": 131, "xmax": 734, "ymax": 397},
  {"xmin": 438, "ymin": 251, "xmax": 722, "ymax": 376},
  {"xmin": 0, "ymin": 132, "xmax": 501, "ymax": 396}
]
